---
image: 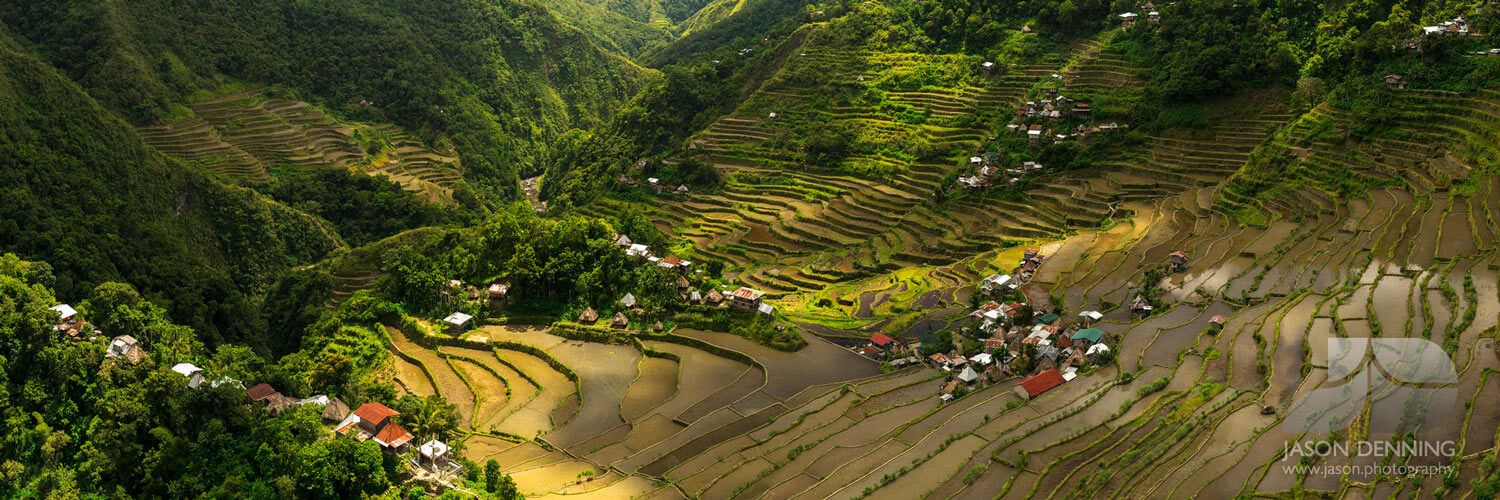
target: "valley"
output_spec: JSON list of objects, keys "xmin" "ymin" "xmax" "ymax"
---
[{"xmin": 4, "ymin": 0, "xmax": 1500, "ymax": 499}]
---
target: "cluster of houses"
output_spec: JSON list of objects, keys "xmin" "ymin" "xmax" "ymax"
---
[
  {"xmin": 48, "ymin": 303, "xmax": 151, "ymax": 366},
  {"xmin": 1118, "ymin": 2, "xmax": 1163, "ymax": 27},
  {"xmin": 645, "ymin": 177, "xmax": 691, "ymax": 196},
  {"xmin": 1403, "ymin": 15, "xmax": 1476, "ymax": 50},
  {"xmin": 1117, "ymin": 10, "xmax": 1161, "ymax": 27},
  {"xmin": 575, "ymin": 285, "xmax": 773, "ymax": 331},
  {"xmin": 1008, "ymin": 90, "xmax": 1128, "ymax": 147},
  {"xmin": 956, "ymin": 146, "xmax": 1052, "ymax": 189},
  {"xmin": 446, "ymin": 279, "xmax": 510, "ymax": 312},
  {"xmin": 437, "ymin": 232, "xmax": 713, "ymax": 336},
  {"xmin": 1016, "ymin": 92, "xmax": 1088, "ymax": 122},
  {"xmin": 974, "ymin": 248, "xmax": 1045, "ymax": 297},
  {"xmin": 614, "ymin": 159, "xmax": 693, "ymax": 196},
  {"xmin": 945, "ymin": 302, "xmax": 1117, "ymax": 400},
  {"xmin": 166, "ymin": 360, "xmax": 457, "ymax": 472},
  {"xmin": 49, "ymin": 303, "xmax": 90, "ymax": 339}
]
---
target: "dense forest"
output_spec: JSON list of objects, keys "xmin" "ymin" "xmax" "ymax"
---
[{"xmin": 0, "ymin": 252, "xmax": 518, "ymax": 497}]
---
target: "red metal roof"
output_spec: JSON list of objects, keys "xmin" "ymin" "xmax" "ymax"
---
[
  {"xmin": 730, "ymin": 287, "xmax": 761, "ymax": 300},
  {"xmin": 245, "ymin": 383, "xmax": 278, "ymax": 401},
  {"xmin": 353, "ymin": 402, "xmax": 400, "ymax": 426},
  {"xmin": 373, "ymin": 421, "xmax": 414, "ymax": 448},
  {"xmin": 1015, "ymin": 369, "xmax": 1065, "ymax": 398},
  {"xmin": 869, "ymin": 333, "xmax": 894, "ymax": 347}
]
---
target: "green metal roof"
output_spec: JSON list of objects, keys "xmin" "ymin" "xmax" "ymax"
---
[{"xmin": 1072, "ymin": 328, "xmax": 1104, "ymax": 343}]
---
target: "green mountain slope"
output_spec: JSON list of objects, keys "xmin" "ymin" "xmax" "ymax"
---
[
  {"xmin": 0, "ymin": 0, "xmax": 654, "ymax": 201},
  {"xmin": 0, "ymin": 31, "xmax": 340, "ymax": 349}
]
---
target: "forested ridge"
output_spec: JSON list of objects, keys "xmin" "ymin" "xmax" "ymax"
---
[
  {"xmin": 0, "ymin": 32, "xmax": 339, "ymax": 350},
  {"xmin": 0, "ymin": 0, "xmax": 653, "ymax": 203}
]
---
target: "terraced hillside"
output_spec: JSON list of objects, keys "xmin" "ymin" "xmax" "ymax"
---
[
  {"xmin": 136, "ymin": 91, "xmax": 462, "ymax": 203},
  {"xmin": 552, "ymin": 27, "xmax": 1500, "ymax": 496}
]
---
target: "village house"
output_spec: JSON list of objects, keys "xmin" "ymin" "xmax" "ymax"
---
[
  {"xmin": 1208, "ymin": 315, "xmax": 1228, "ymax": 330},
  {"xmin": 1077, "ymin": 310, "xmax": 1103, "ymax": 327},
  {"xmin": 246, "ymin": 383, "xmax": 280, "ymax": 403},
  {"xmin": 757, "ymin": 302, "xmax": 777, "ymax": 316},
  {"xmin": 619, "ymin": 293, "xmax": 637, "ymax": 308},
  {"xmin": 50, "ymin": 304, "xmax": 88, "ymax": 338},
  {"xmin": 486, "ymin": 283, "xmax": 509, "ymax": 309},
  {"xmin": 1168, "ymin": 250, "xmax": 1190, "ymax": 271},
  {"xmin": 1384, "ymin": 74, "xmax": 1408, "ymax": 89},
  {"xmin": 728, "ymin": 287, "xmax": 764, "ymax": 311},
  {"xmin": 956, "ymin": 365, "xmax": 980, "ymax": 384},
  {"xmin": 419, "ymin": 439, "xmax": 459, "ymax": 473},
  {"xmin": 336, "ymin": 403, "xmax": 415, "ymax": 452},
  {"xmin": 1064, "ymin": 348, "xmax": 1087, "ymax": 369},
  {"xmin": 1119, "ymin": 12, "xmax": 1138, "ymax": 26},
  {"xmin": 984, "ymin": 337, "xmax": 1007, "ymax": 351},
  {"xmin": 443, "ymin": 312, "xmax": 473, "ymax": 335},
  {"xmin": 1027, "ymin": 124, "xmax": 1044, "ymax": 143},
  {"xmin": 577, "ymin": 307, "xmax": 599, "ymax": 325},
  {"xmin": 613, "ymin": 234, "xmax": 633, "ymax": 247},
  {"xmin": 1086, "ymin": 343, "xmax": 1112, "ymax": 361},
  {"xmin": 1130, "ymin": 295, "xmax": 1154, "ymax": 318},
  {"xmin": 1001, "ymin": 302, "xmax": 1027, "ymax": 320},
  {"xmin": 659, "ymin": 255, "xmax": 692, "ymax": 270},
  {"xmin": 106, "ymin": 335, "xmax": 146, "ymax": 364},
  {"xmin": 970, "ymin": 352, "xmax": 993, "ymax": 366},
  {"xmin": 1073, "ymin": 102, "xmax": 1091, "ymax": 116},
  {"xmin": 626, "ymin": 244, "xmax": 651, "ymax": 258},
  {"xmin": 1148, "ymin": 10, "xmax": 1160, "ymax": 22},
  {"xmin": 958, "ymin": 175, "xmax": 989, "ymax": 189},
  {"xmin": 869, "ymin": 333, "xmax": 896, "ymax": 351},
  {"xmin": 980, "ymin": 273, "xmax": 1015, "ymax": 294},
  {"xmin": 321, "ymin": 397, "xmax": 352, "ymax": 423},
  {"xmin": 1040, "ymin": 102, "xmax": 1061, "ymax": 119},
  {"xmin": 1071, "ymin": 327, "xmax": 1105, "ymax": 348},
  {"xmin": 266, "ymin": 394, "xmax": 299, "ymax": 416},
  {"xmin": 929, "ymin": 352, "xmax": 951, "ymax": 367},
  {"xmin": 610, "ymin": 312, "xmax": 630, "ymax": 329},
  {"xmin": 940, "ymin": 380, "xmax": 962, "ymax": 402},
  {"xmin": 687, "ymin": 290, "xmax": 703, "ymax": 304},
  {"xmin": 172, "ymin": 362, "xmax": 207, "ymax": 389},
  {"xmin": 704, "ymin": 289, "xmax": 725, "ymax": 307},
  {"xmin": 1014, "ymin": 369, "xmax": 1066, "ymax": 399}
]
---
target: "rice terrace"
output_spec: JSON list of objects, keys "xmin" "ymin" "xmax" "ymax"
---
[{"xmin": 7, "ymin": 0, "xmax": 1500, "ymax": 499}]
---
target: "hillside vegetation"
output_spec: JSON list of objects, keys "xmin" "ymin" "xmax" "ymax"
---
[
  {"xmin": 0, "ymin": 0, "xmax": 655, "ymax": 202},
  {"xmin": 0, "ymin": 33, "xmax": 339, "ymax": 349}
]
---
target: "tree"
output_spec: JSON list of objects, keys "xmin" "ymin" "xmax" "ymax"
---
[
  {"xmin": 396, "ymin": 395, "xmax": 459, "ymax": 444},
  {"xmin": 295, "ymin": 439, "xmax": 390, "ymax": 499}
]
